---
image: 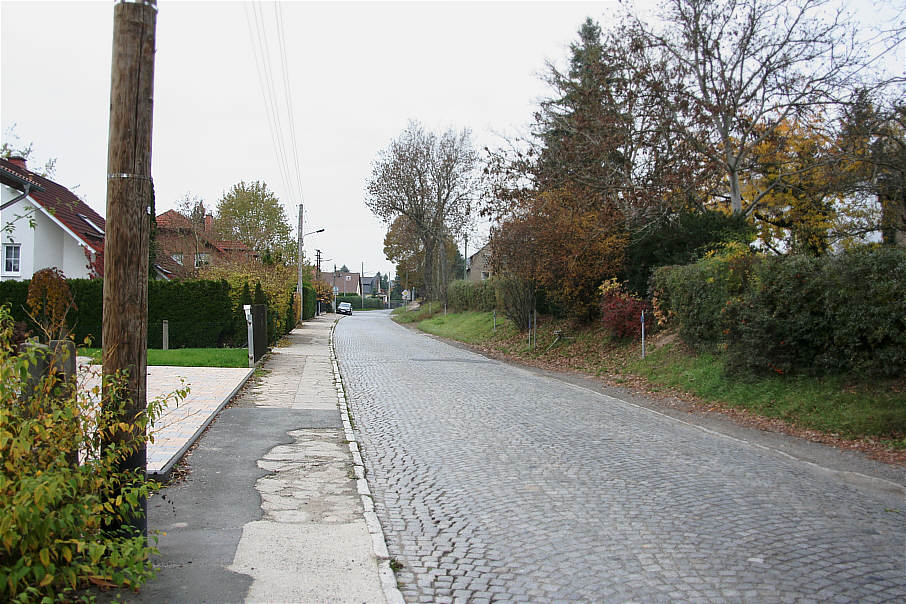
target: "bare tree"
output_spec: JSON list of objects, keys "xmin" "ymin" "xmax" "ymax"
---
[
  {"xmin": 176, "ymin": 193, "xmax": 208, "ymax": 273},
  {"xmin": 634, "ymin": 0, "xmax": 876, "ymax": 216},
  {"xmin": 366, "ymin": 121, "xmax": 480, "ymax": 300}
]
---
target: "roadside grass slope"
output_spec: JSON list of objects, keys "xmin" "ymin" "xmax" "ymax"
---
[{"xmin": 395, "ymin": 306, "xmax": 906, "ymax": 453}]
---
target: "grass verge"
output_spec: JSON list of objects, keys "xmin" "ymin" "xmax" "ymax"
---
[
  {"xmin": 399, "ymin": 307, "xmax": 906, "ymax": 451},
  {"xmin": 631, "ymin": 343, "xmax": 906, "ymax": 446},
  {"xmin": 79, "ymin": 347, "xmax": 249, "ymax": 368}
]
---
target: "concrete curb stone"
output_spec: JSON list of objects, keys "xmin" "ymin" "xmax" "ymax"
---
[{"xmin": 330, "ymin": 319, "xmax": 406, "ymax": 604}]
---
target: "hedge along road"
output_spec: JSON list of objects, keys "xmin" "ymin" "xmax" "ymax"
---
[{"xmin": 335, "ymin": 310, "xmax": 906, "ymax": 603}]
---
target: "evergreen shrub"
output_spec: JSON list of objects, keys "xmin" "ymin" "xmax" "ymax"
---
[
  {"xmin": 447, "ymin": 279, "xmax": 497, "ymax": 312},
  {"xmin": 335, "ymin": 295, "xmax": 384, "ymax": 310},
  {"xmin": 650, "ymin": 243, "xmax": 758, "ymax": 350},
  {"xmin": 725, "ymin": 247, "xmax": 906, "ymax": 376}
]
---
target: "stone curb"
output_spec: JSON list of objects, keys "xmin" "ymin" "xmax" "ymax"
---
[
  {"xmin": 149, "ymin": 366, "xmax": 255, "ymax": 482},
  {"xmin": 329, "ymin": 319, "xmax": 406, "ymax": 604}
]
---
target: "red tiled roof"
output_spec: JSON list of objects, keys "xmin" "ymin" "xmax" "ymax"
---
[
  {"xmin": 211, "ymin": 239, "xmax": 251, "ymax": 253},
  {"xmin": 155, "ymin": 208, "xmax": 192, "ymax": 230},
  {"xmin": 155, "ymin": 209, "xmax": 252, "ymax": 256},
  {"xmin": 0, "ymin": 158, "xmax": 106, "ymax": 254}
]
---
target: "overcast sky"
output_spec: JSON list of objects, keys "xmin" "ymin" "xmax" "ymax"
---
[
  {"xmin": 1, "ymin": 0, "xmax": 641, "ymax": 279},
  {"xmin": 2, "ymin": 0, "xmax": 899, "ymax": 280}
]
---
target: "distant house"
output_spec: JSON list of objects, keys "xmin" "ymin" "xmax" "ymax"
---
[
  {"xmin": 155, "ymin": 209, "xmax": 253, "ymax": 279},
  {"xmin": 466, "ymin": 242, "xmax": 492, "ymax": 282},
  {"xmin": 361, "ymin": 275, "xmax": 382, "ymax": 296},
  {"xmin": 331, "ymin": 271, "xmax": 361, "ymax": 296},
  {"xmin": 1, "ymin": 157, "xmax": 105, "ymax": 280}
]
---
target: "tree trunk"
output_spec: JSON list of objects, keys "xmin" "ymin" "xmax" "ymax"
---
[
  {"xmin": 422, "ymin": 236, "xmax": 436, "ymax": 300},
  {"xmin": 729, "ymin": 166, "xmax": 743, "ymax": 215},
  {"xmin": 880, "ymin": 192, "xmax": 906, "ymax": 246},
  {"xmin": 438, "ymin": 237, "xmax": 448, "ymax": 303}
]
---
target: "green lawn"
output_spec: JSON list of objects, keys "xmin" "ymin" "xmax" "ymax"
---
[
  {"xmin": 418, "ymin": 310, "xmax": 517, "ymax": 344},
  {"xmin": 78, "ymin": 347, "xmax": 249, "ymax": 368},
  {"xmin": 391, "ymin": 302, "xmax": 444, "ymax": 323}
]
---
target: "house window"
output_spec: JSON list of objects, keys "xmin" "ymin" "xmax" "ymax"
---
[
  {"xmin": 195, "ymin": 252, "xmax": 210, "ymax": 267},
  {"xmin": 172, "ymin": 253, "xmax": 184, "ymax": 265},
  {"xmin": 4, "ymin": 244, "xmax": 21, "ymax": 273}
]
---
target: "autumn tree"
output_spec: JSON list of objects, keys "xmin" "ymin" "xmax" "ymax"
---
[
  {"xmin": 531, "ymin": 18, "xmax": 709, "ymax": 229},
  {"xmin": 366, "ymin": 121, "xmax": 480, "ymax": 301},
  {"xmin": 836, "ymin": 91, "xmax": 906, "ymax": 246},
  {"xmin": 383, "ymin": 215, "xmax": 463, "ymax": 294},
  {"xmin": 746, "ymin": 117, "xmax": 843, "ymax": 255},
  {"xmin": 631, "ymin": 0, "xmax": 871, "ymax": 217},
  {"xmin": 485, "ymin": 18, "xmax": 685, "ymax": 318},
  {"xmin": 490, "ymin": 186, "xmax": 627, "ymax": 322},
  {"xmin": 215, "ymin": 181, "xmax": 293, "ymax": 258}
]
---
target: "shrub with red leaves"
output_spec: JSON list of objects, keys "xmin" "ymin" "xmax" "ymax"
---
[{"xmin": 601, "ymin": 291, "xmax": 651, "ymax": 339}]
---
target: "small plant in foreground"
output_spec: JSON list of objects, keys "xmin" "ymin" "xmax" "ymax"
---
[{"xmin": 0, "ymin": 304, "xmax": 177, "ymax": 602}]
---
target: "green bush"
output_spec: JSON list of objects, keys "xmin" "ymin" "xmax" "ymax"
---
[
  {"xmin": 301, "ymin": 282, "xmax": 316, "ymax": 320},
  {"xmin": 148, "ymin": 279, "xmax": 235, "ymax": 348},
  {"xmin": 0, "ymin": 304, "xmax": 169, "ymax": 602},
  {"xmin": 726, "ymin": 247, "xmax": 906, "ymax": 376},
  {"xmin": 447, "ymin": 280, "xmax": 497, "ymax": 312},
  {"xmin": 651, "ymin": 243, "xmax": 758, "ymax": 350},
  {"xmin": 68, "ymin": 280, "xmax": 104, "ymax": 346},
  {"xmin": 623, "ymin": 209, "xmax": 754, "ymax": 295},
  {"xmin": 3, "ymin": 279, "xmax": 241, "ymax": 348},
  {"xmin": 335, "ymin": 295, "xmax": 384, "ymax": 310}
]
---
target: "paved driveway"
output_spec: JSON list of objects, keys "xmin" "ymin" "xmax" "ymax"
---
[{"xmin": 336, "ymin": 311, "xmax": 905, "ymax": 603}]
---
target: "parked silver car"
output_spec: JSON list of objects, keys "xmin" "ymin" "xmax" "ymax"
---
[{"xmin": 337, "ymin": 302, "xmax": 353, "ymax": 315}]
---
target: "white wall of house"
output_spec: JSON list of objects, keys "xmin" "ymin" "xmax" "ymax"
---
[{"xmin": 1, "ymin": 185, "xmax": 93, "ymax": 280}]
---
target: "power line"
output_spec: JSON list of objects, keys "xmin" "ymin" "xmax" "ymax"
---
[
  {"xmin": 242, "ymin": 1, "xmax": 305, "ymax": 217},
  {"xmin": 244, "ymin": 1, "xmax": 292, "ymax": 203},
  {"xmin": 274, "ymin": 1, "xmax": 304, "ymax": 206}
]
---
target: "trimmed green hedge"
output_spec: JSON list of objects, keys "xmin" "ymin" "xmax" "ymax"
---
[
  {"xmin": 447, "ymin": 279, "xmax": 497, "ymax": 312},
  {"xmin": 0, "ymin": 277, "xmax": 298, "ymax": 349},
  {"xmin": 651, "ymin": 245, "xmax": 756, "ymax": 350},
  {"xmin": 301, "ymin": 282, "xmax": 316, "ymax": 320},
  {"xmin": 336, "ymin": 295, "xmax": 385, "ymax": 309},
  {"xmin": 653, "ymin": 246, "xmax": 906, "ymax": 376},
  {"xmin": 725, "ymin": 247, "xmax": 906, "ymax": 376}
]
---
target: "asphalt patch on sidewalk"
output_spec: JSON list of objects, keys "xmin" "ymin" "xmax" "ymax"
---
[{"xmin": 126, "ymin": 407, "xmax": 341, "ymax": 603}]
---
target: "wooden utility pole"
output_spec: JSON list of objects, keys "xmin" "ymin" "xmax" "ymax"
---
[
  {"xmin": 102, "ymin": 0, "xmax": 157, "ymax": 537},
  {"xmin": 297, "ymin": 203, "xmax": 304, "ymax": 321}
]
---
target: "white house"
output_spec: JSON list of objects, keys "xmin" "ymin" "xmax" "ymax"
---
[{"xmin": 1, "ymin": 157, "xmax": 104, "ymax": 281}]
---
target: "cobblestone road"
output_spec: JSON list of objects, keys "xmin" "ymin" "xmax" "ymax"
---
[{"xmin": 336, "ymin": 311, "xmax": 906, "ymax": 603}]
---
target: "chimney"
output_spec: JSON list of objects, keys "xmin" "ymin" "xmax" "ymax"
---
[
  {"xmin": 7, "ymin": 156, "xmax": 27, "ymax": 171},
  {"xmin": 204, "ymin": 213, "xmax": 213, "ymax": 234}
]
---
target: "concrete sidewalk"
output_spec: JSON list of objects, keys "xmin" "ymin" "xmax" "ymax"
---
[
  {"xmin": 78, "ymin": 364, "xmax": 254, "ymax": 478},
  {"xmin": 128, "ymin": 314, "xmax": 397, "ymax": 604}
]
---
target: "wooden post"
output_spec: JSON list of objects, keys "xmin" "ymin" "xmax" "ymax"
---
[
  {"xmin": 102, "ymin": 0, "xmax": 157, "ymax": 537},
  {"xmin": 162, "ymin": 319, "xmax": 169, "ymax": 350},
  {"xmin": 297, "ymin": 204, "xmax": 304, "ymax": 321}
]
